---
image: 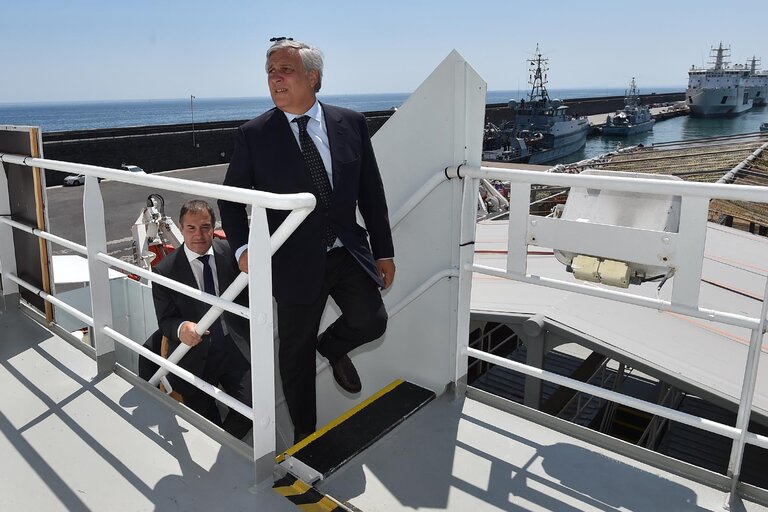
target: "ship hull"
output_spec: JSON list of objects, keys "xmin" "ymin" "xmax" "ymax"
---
[
  {"xmin": 527, "ymin": 126, "xmax": 589, "ymax": 164},
  {"xmin": 602, "ymin": 119, "xmax": 655, "ymax": 136},
  {"xmin": 687, "ymin": 87, "xmax": 753, "ymax": 117}
]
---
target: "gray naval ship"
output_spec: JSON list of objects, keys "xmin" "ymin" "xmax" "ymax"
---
[
  {"xmin": 2, "ymin": 49, "xmax": 768, "ymax": 511},
  {"xmin": 603, "ymin": 77, "xmax": 655, "ymax": 136},
  {"xmin": 488, "ymin": 45, "xmax": 589, "ymax": 165}
]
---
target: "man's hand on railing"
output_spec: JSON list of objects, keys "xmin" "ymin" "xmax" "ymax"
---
[
  {"xmin": 238, "ymin": 250, "xmax": 249, "ymax": 274},
  {"xmin": 377, "ymin": 259, "xmax": 396, "ymax": 290},
  {"xmin": 179, "ymin": 321, "xmax": 206, "ymax": 346}
]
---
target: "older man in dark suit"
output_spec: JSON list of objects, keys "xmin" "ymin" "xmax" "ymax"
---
[
  {"xmin": 218, "ymin": 38, "xmax": 395, "ymax": 443},
  {"xmin": 152, "ymin": 200, "xmax": 252, "ymax": 439}
]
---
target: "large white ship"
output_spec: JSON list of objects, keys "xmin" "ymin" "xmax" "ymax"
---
[
  {"xmin": 687, "ymin": 43, "xmax": 753, "ymax": 117},
  {"xmin": 746, "ymin": 56, "xmax": 768, "ymax": 107}
]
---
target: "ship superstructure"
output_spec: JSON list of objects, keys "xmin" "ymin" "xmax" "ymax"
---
[
  {"xmin": 746, "ymin": 56, "xmax": 768, "ymax": 107},
  {"xmin": 687, "ymin": 43, "xmax": 753, "ymax": 117},
  {"xmin": 497, "ymin": 45, "xmax": 589, "ymax": 164},
  {"xmin": 603, "ymin": 77, "xmax": 655, "ymax": 135}
]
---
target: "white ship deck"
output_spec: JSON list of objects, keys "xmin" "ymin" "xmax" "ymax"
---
[
  {"xmin": 471, "ymin": 221, "xmax": 768, "ymax": 418},
  {"xmin": 321, "ymin": 390, "xmax": 767, "ymax": 512},
  {"xmin": 0, "ymin": 306, "xmax": 294, "ymax": 512},
  {"xmin": 2, "ymin": 304, "xmax": 766, "ymax": 512}
]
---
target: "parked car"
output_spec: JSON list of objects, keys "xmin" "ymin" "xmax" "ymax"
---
[
  {"xmin": 121, "ymin": 163, "xmax": 145, "ymax": 174},
  {"xmin": 63, "ymin": 174, "xmax": 86, "ymax": 186}
]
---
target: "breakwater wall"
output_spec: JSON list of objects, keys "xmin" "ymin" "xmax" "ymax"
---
[{"xmin": 41, "ymin": 93, "xmax": 684, "ymax": 186}]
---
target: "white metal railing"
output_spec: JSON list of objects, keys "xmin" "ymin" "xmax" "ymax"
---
[
  {"xmin": 0, "ymin": 152, "xmax": 316, "ymax": 486},
  {"xmin": 453, "ymin": 164, "xmax": 768, "ymax": 502}
]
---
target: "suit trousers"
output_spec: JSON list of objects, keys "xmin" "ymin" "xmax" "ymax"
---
[
  {"xmin": 171, "ymin": 334, "xmax": 252, "ymax": 439},
  {"xmin": 277, "ymin": 247, "xmax": 388, "ymax": 435}
]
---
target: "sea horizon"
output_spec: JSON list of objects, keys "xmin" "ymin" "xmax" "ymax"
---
[
  {"xmin": 0, "ymin": 86, "xmax": 686, "ymax": 133},
  {"xmin": 0, "ymin": 86, "xmax": 687, "ymax": 107}
]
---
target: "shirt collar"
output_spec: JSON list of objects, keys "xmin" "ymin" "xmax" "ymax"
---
[
  {"xmin": 183, "ymin": 243, "xmax": 214, "ymax": 264},
  {"xmin": 283, "ymin": 100, "xmax": 323, "ymax": 126}
]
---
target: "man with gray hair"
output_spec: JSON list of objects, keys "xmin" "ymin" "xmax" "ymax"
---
[{"xmin": 219, "ymin": 38, "xmax": 396, "ymax": 444}]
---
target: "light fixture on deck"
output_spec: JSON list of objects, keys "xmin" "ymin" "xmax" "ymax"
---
[{"xmin": 549, "ymin": 170, "xmax": 682, "ymax": 289}]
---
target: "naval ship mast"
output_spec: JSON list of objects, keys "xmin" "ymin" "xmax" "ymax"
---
[{"xmin": 527, "ymin": 43, "xmax": 550, "ymax": 104}]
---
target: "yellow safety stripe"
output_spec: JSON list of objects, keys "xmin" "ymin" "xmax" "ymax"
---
[
  {"xmin": 277, "ymin": 379, "xmax": 405, "ymax": 463},
  {"xmin": 273, "ymin": 478, "xmax": 310, "ymax": 497},
  {"xmin": 273, "ymin": 475, "xmax": 342, "ymax": 511},
  {"xmin": 297, "ymin": 496, "xmax": 340, "ymax": 512}
]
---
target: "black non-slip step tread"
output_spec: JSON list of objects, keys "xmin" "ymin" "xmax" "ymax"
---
[{"xmin": 291, "ymin": 380, "xmax": 436, "ymax": 478}]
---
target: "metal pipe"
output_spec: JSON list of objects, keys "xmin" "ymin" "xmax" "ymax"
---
[
  {"xmin": 388, "ymin": 269, "xmax": 458, "ymax": 317},
  {"xmin": 103, "ymin": 326, "xmax": 253, "ymax": 419},
  {"xmin": 0, "ymin": 153, "xmax": 316, "ymax": 210},
  {"xmin": 0, "ymin": 217, "xmax": 87, "ymax": 255},
  {"xmin": 455, "ymin": 165, "xmax": 768, "ymax": 204},
  {"xmin": 726, "ymin": 276, "xmax": 768, "ymax": 499},
  {"xmin": 391, "ymin": 172, "xmax": 449, "ymax": 228},
  {"xmin": 146, "ymin": 205, "xmax": 313, "ymax": 388},
  {"xmin": 718, "ymin": 141, "xmax": 768, "ymax": 184},
  {"xmin": 147, "ymin": 272, "xmax": 251, "ymax": 387},
  {"xmin": 465, "ymin": 347, "xmax": 743, "ymax": 441},
  {"xmin": 96, "ymin": 252, "xmax": 250, "ymax": 319},
  {"xmin": 6, "ymin": 273, "xmax": 94, "ymax": 327},
  {"xmin": 470, "ymin": 263, "xmax": 761, "ymax": 331}
]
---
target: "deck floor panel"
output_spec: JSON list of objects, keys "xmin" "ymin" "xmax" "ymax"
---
[
  {"xmin": 0, "ymin": 306, "xmax": 294, "ymax": 512},
  {"xmin": 320, "ymin": 393, "xmax": 768, "ymax": 511}
]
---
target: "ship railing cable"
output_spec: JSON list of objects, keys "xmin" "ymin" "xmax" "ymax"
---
[{"xmin": 0, "ymin": 152, "xmax": 316, "ymax": 486}]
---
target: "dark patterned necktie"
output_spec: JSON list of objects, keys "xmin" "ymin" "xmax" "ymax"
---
[
  {"xmin": 198, "ymin": 254, "xmax": 224, "ymax": 349},
  {"xmin": 293, "ymin": 115, "xmax": 335, "ymax": 248}
]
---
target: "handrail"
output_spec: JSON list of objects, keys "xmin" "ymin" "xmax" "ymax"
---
[
  {"xmin": 0, "ymin": 153, "xmax": 316, "ymax": 209},
  {"xmin": 455, "ymin": 165, "xmax": 768, "ymax": 203},
  {"xmin": 471, "ymin": 263, "xmax": 761, "ymax": 330},
  {"xmin": 0, "ymin": 217, "xmax": 87, "ymax": 255},
  {"xmin": 457, "ymin": 163, "xmax": 768, "ymax": 501},
  {"xmin": 0, "ymin": 153, "xmax": 316, "ymax": 486}
]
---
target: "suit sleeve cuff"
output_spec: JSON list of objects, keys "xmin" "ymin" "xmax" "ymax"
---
[{"xmin": 234, "ymin": 245, "xmax": 248, "ymax": 262}]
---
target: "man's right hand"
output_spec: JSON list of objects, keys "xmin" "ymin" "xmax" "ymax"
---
[
  {"xmin": 179, "ymin": 321, "xmax": 207, "ymax": 346},
  {"xmin": 238, "ymin": 249, "xmax": 249, "ymax": 273}
]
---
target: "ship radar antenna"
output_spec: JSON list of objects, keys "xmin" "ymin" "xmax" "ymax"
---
[{"xmin": 527, "ymin": 44, "xmax": 550, "ymax": 103}]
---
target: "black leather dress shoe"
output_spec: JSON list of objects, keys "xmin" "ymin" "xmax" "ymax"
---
[{"xmin": 331, "ymin": 355, "xmax": 362, "ymax": 393}]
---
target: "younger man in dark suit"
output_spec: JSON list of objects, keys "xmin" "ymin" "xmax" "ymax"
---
[
  {"xmin": 219, "ymin": 39, "xmax": 396, "ymax": 443},
  {"xmin": 152, "ymin": 200, "xmax": 252, "ymax": 439}
]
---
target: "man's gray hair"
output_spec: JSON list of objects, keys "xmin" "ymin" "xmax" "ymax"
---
[{"xmin": 266, "ymin": 39, "xmax": 324, "ymax": 93}]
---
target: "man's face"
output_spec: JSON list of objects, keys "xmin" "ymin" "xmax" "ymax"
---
[
  {"xmin": 180, "ymin": 210, "xmax": 214, "ymax": 255},
  {"xmin": 267, "ymin": 48, "xmax": 318, "ymax": 114}
]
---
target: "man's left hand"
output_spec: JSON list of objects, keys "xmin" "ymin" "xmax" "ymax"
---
[{"xmin": 376, "ymin": 259, "xmax": 396, "ymax": 290}]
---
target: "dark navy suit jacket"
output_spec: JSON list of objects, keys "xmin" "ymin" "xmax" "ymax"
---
[
  {"xmin": 151, "ymin": 239, "xmax": 250, "ymax": 379},
  {"xmin": 218, "ymin": 103, "xmax": 394, "ymax": 305}
]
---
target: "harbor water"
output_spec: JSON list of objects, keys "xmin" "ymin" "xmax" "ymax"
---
[
  {"xmin": 2, "ymin": 87, "xmax": 766, "ymax": 166},
  {"xmin": 556, "ymin": 105, "xmax": 768, "ymax": 165}
]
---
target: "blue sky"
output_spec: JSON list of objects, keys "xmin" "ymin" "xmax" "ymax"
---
[{"xmin": 2, "ymin": 0, "xmax": 767, "ymax": 102}]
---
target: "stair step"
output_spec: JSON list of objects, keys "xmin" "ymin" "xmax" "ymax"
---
[{"xmin": 278, "ymin": 379, "xmax": 436, "ymax": 481}]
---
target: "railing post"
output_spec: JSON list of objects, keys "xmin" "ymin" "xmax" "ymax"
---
[
  {"xmin": 246, "ymin": 206, "xmax": 277, "ymax": 489},
  {"xmin": 83, "ymin": 176, "xmax": 115, "ymax": 374},
  {"xmin": 725, "ymin": 277, "xmax": 768, "ymax": 509},
  {"xmin": 0, "ymin": 161, "xmax": 20, "ymax": 309},
  {"xmin": 671, "ymin": 196, "xmax": 709, "ymax": 309},
  {"xmin": 507, "ymin": 182, "xmax": 531, "ymax": 276},
  {"xmin": 454, "ymin": 176, "xmax": 479, "ymax": 390}
]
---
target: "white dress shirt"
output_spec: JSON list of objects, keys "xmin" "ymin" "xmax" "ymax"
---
[{"xmin": 178, "ymin": 244, "xmax": 228, "ymax": 337}]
